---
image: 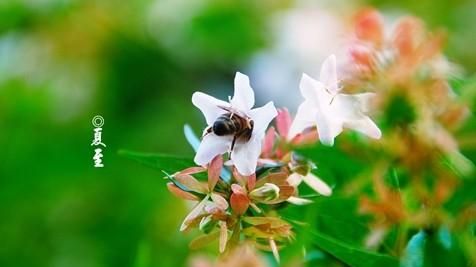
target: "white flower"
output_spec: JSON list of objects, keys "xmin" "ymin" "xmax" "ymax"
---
[
  {"xmin": 192, "ymin": 72, "xmax": 277, "ymax": 175},
  {"xmin": 287, "ymin": 172, "xmax": 332, "ymax": 196},
  {"xmin": 288, "ymin": 54, "xmax": 381, "ymax": 146}
]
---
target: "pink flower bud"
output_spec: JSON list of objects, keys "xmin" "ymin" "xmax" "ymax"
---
[
  {"xmin": 276, "ymin": 108, "xmax": 292, "ymax": 138},
  {"xmin": 354, "ymin": 8, "xmax": 384, "ymax": 45},
  {"xmin": 208, "ymin": 155, "xmax": 223, "ymax": 191},
  {"xmin": 230, "ymin": 184, "xmax": 250, "ymax": 215}
]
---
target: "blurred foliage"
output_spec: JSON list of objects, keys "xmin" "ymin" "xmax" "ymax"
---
[{"xmin": 0, "ymin": 0, "xmax": 475, "ymax": 267}]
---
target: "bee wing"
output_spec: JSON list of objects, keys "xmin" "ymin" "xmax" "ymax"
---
[{"xmin": 217, "ymin": 105, "xmax": 250, "ymax": 120}]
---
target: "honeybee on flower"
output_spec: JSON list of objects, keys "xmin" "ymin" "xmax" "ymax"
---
[
  {"xmin": 192, "ymin": 72, "xmax": 277, "ymax": 176},
  {"xmin": 142, "ymin": 49, "xmax": 386, "ymax": 263},
  {"xmin": 121, "ymin": 6, "xmax": 474, "ymax": 266}
]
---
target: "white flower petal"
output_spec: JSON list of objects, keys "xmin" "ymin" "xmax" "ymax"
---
[
  {"xmin": 300, "ymin": 73, "xmax": 322, "ymax": 102},
  {"xmin": 249, "ymin": 101, "xmax": 278, "ymax": 135},
  {"xmin": 301, "ymin": 173, "xmax": 332, "ymax": 196},
  {"xmin": 270, "ymin": 239, "xmax": 280, "ymax": 263},
  {"xmin": 192, "ymin": 92, "xmax": 229, "ymax": 125},
  {"xmin": 319, "ymin": 54, "xmax": 339, "ymax": 94},
  {"xmin": 231, "ymin": 72, "xmax": 255, "ymax": 111},
  {"xmin": 352, "ymin": 92, "xmax": 376, "ymax": 113},
  {"xmin": 297, "ymin": 73, "xmax": 341, "ymax": 145},
  {"xmin": 219, "ymin": 221, "xmax": 228, "ymax": 253},
  {"xmin": 231, "ymin": 135, "xmax": 262, "ymax": 175},
  {"xmin": 287, "ymin": 196, "xmax": 313, "ymax": 205},
  {"xmin": 194, "ymin": 134, "xmax": 232, "ymax": 166},
  {"xmin": 288, "ymin": 100, "xmax": 315, "ymax": 139},
  {"xmin": 315, "ymin": 107, "xmax": 342, "ymax": 146},
  {"xmin": 287, "ymin": 173, "xmax": 303, "ymax": 187},
  {"xmin": 211, "ymin": 193, "xmax": 229, "ymax": 210},
  {"xmin": 293, "ymin": 56, "xmax": 381, "ymax": 145},
  {"xmin": 180, "ymin": 195, "xmax": 209, "ymax": 231},
  {"xmin": 365, "ymin": 227, "xmax": 387, "ymax": 249},
  {"xmin": 333, "ymin": 93, "xmax": 381, "ymax": 139},
  {"xmin": 345, "ymin": 117, "xmax": 382, "ymax": 139},
  {"xmin": 332, "ymin": 93, "xmax": 369, "ymax": 120}
]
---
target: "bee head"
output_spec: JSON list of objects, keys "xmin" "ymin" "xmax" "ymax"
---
[{"xmin": 213, "ymin": 117, "xmax": 236, "ymax": 136}]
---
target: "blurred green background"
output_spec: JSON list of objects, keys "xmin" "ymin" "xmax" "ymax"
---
[{"xmin": 1, "ymin": 0, "xmax": 475, "ymax": 266}]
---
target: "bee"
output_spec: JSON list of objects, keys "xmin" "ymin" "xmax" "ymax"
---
[{"xmin": 204, "ymin": 106, "xmax": 254, "ymax": 154}]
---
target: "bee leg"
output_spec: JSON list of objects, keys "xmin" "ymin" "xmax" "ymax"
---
[
  {"xmin": 202, "ymin": 126, "xmax": 213, "ymax": 138},
  {"xmin": 229, "ymin": 136, "xmax": 237, "ymax": 160},
  {"xmin": 246, "ymin": 118, "xmax": 252, "ymax": 129}
]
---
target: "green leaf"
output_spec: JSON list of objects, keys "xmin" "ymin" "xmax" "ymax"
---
[
  {"xmin": 304, "ymin": 227, "xmax": 399, "ymax": 267},
  {"xmin": 441, "ymin": 151, "xmax": 475, "ymax": 178},
  {"xmin": 297, "ymin": 145, "xmax": 367, "ymax": 186},
  {"xmin": 133, "ymin": 240, "xmax": 151, "ymax": 267},
  {"xmin": 283, "ymin": 196, "xmax": 370, "ymax": 246},
  {"xmin": 313, "ymin": 199, "xmax": 370, "ymax": 246},
  {"xmin": 282, "ymin": 197, "xmax": 395, "ymax": 267},
  {"xmin": 383, "ymin": 93, "xmax": 417, "ymax": 128},
  {"xmin": 119, "ymin": 150, "xmax": 194, "ymax": 174},
  {"xmin": 189, "ymin": 231, "xmax": 220, "ymax": 250},
  {"xmin": 449, "ymin": 75, "xmax": 476, "ymax": 97},
  {"xmin": 445, "ymin": 178, "xmax": 476, "ymax": 215}
]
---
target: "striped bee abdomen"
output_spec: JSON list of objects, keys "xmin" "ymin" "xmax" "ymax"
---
[
  {"xmin": 212, "ymin": 112, "xmax": 254, "ymax": 148},
  {"xmin": 213, "ymin": 114, "xmax": 238, "ymax": 136}
]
